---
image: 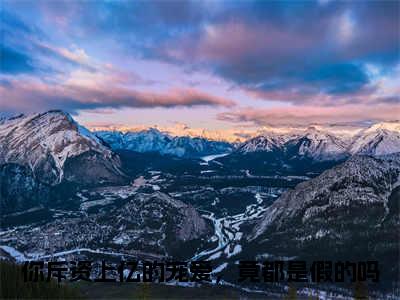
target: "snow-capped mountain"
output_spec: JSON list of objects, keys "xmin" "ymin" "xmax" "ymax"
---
[
  {"xmin": 95, "ymin": 121, "xmax": 399, "ymax": 162},
  {"xmin": 349, "ymin": 121, "xmax": 400, "ymax": 156},
  {"xmin": 0, "ymin": 110, "xmax": 126, "ymax": 186},
  {"xmin": 165, "ymin": 135, "xmax": 233, "ymax": 157},
  {"xmin": 96, "ymin": 129, "xmax": 233, "ymax": 158},
  {"xmin": 235, "ymin": 127, "xmax": 349, "ymax": 161},
  {"xmin": 0, "ymin": 110, "xmax": 129, "ymax": 214},
  {"xmin": 285, "ymin": 127, "xmax": 350, "ymax": 161},
  {"xmin": 234, "ymin": 122, "xmax": 399, "ymax": 161},
  {"xmin": 96, "ymin": 128, "xmax": 171, "ymax": 154},
  {"xmin": 236, "ymin": 134, "xmax": 287, "ymax": 153}
]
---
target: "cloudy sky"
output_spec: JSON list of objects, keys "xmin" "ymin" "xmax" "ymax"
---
[{"xmin": 1, "ymin": 0, "xmax": 399, "ymax": 131}]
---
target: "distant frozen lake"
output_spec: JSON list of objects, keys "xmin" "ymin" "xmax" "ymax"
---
[{"xmin": 200, "ymin": 152, "xmax": 230, "ymax": 163}]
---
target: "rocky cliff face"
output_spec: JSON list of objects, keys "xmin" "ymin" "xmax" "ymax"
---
[
  {"xmin": 0, "ymin": 110, "xmax": 126, "ymax": 186},
  {"xmin": 245, "ymin": 154, "xmax": 400, "ymax": 285},
  {"xmin": 250, "ymin": 154, "xmax": 400, "ymax": 238},
  {"xmin": 0, "ymin": 111, "xmax": 127, "ymax": 213},
  {"xmin": 0, "ymin": 164, "xmax": 49, "ymax": 214}
]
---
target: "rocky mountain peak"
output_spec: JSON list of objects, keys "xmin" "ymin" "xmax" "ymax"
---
[{"xmin": 0, "ymin": 110, "xmax": 125, "ymax": 186}]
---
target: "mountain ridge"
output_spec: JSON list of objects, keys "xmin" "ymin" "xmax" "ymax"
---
[
  {"xmin": 234, "ymin": 122, "xmax": 400, "ymax": 160},
  {"xmin": 0, "ymin": 110, "xmax": 126, "ymax": 186},
  {"xmin": 0, "ymin": 110, "xmax": 127, "ymax": 214},
  {"xmin": 95, "ymin": 128, "xmax": 233, "ymax": 158}
]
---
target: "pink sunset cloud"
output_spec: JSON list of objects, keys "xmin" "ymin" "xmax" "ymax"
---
[
  {"xmin": 218, "ymin": 104, "xmax": 400, "ymax": 126},
  {"xmin": 0, "ymin": 77, "xmax": 235, "ymax": 113},
  {"xmin": 162, "ymin": 20, "xmax": 315, "ymax": 66}
]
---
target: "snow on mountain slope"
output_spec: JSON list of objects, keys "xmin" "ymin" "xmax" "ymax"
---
[
  {"xmin": 349, "ymin": 121, "xmax": 400, "ymax": 156},
  {"xmin": 236, "ymin": 134, "xmax": 287, "ymax": 153},
  {"xmin": 286, "ymin": 127, "xmax": 350, "ymax": 161},
  {"xmin": 243, "ymin": 154, "xmax": 400, "ymax": 285},
  {"xmin": 97, "ymin": 128, "xmax": 171, "ymax": 154},
  {"xmin": 250, "ymin": 153, "xmax": 400, "ymax": 240},
  {"xmin": 235, "ymin": 127, "xmax": 349, "ymax": 161},
  {"xmin": 165, "ymin": 135, "xmax": 233, "ymax": 157},
  {"xmin": 96, "ymin": 121, "xmax": 400, "ymax": 162},
  {"xmin": 0, "ymin": 110, "xmax": 125, "ymax": 185},
  {"xmin": 96, "ymin": 129, "xmax": 233, "ymax": 158},
  {"xmin": 233, "ymin": 122, "xmax": 399, "ymax": 161}
]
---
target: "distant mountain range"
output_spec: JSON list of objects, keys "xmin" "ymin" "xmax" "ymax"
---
[
  {"xmin": 235, "ymin": 122, "xmax": 400, "ymax": 159},
  {"xmin": 96, "ymin": 121, "xmax": 400, "ymax": 162},
  {"xmin": 1, "ymin": 111, "xmax": 399, "ymax": 212},
  {"xmin": 1, "ymin": 110, "xmax": 399, "ymax": 218},
  {"xmin": 95, "ymin": 129, "xmax": 233, "ymax": 158}
]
